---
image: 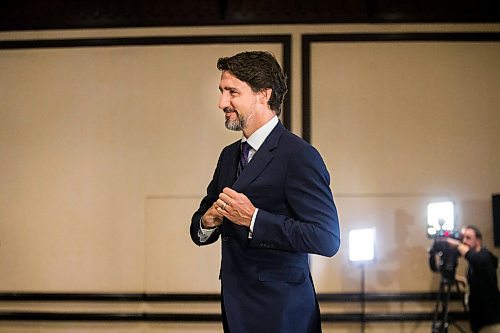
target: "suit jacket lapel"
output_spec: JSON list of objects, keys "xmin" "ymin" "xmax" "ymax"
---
[
  {"xmin": 222, "ymin": 141, "xmax": 240, "ymax": 190},
  {"xmin": 232, "ymin": 121, "xmax": 285, "ymax": 192}
]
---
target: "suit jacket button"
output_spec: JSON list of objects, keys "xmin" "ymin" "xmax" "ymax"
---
[{"xmin": 222, "ymin": 237, "xmax": 229, "ymax": 241}]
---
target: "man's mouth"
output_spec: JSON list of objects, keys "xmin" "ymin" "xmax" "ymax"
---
[{"xmin": 224, "ymin": 108, "xmax": 237, "ymax": 117}]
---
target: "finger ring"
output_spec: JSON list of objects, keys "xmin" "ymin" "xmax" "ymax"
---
[{"xmin": 222, "ymin": 202, "xmax": 227, "ymax": 210}]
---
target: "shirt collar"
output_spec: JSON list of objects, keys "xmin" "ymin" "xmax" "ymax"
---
[{"xmin": 242, "ymin": 116, "xmax": 279, "ymax": 151}]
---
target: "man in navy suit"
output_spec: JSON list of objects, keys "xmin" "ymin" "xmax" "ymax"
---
[{"xmin": 190, "ymin": 51, "xmax": 340, "ymax": 333}]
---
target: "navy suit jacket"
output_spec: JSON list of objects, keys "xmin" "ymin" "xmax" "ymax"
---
[{"xmin": 190, "ymin": 121, "xmax": 340, "ymax": 333}]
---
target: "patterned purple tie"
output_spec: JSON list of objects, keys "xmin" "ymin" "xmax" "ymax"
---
[{"xmin": 237, "ymin": 141, "xmax": 251, "ymax": 177}]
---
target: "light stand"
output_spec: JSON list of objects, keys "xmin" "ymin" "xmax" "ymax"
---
[
  {"xmin": 360, "ymin": 261, "xmax": 366, "ymax": 333},
  {"xmin": 349, "ymin": 228, "xmax": 375, "ymax": 333}
]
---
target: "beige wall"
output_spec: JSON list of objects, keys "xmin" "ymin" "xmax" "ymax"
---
[
  {"xmin": 0, "ymin": 23, "xmax": 499, "ymax": 332},
  {"xmin": 310, "ymin": 40, "xmax": 500, "ymax": 292},
  {"xmin": 0, "ymin": 43, "xmax": 282, "ymax": 292}
]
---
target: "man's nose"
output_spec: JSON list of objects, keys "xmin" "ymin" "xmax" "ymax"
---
[{"xmin": 218, "ymin": 93, "xmax": 229, "ymax": 110}]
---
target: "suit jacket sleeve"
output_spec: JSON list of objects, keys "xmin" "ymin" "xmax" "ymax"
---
[
  {"xmin": 189, "ymin": 151, "xmax": 224, "ymax": 246},
  {"xmin": 249, "ymin": 144, "xmax": 340, "ymax": 257}
]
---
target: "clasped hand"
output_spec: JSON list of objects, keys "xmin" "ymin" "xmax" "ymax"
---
[{"xmin": 202, "ymin": 187, "xmax": 255, "ymax": 228}]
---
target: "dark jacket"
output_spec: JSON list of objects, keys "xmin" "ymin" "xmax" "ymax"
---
[
  {"xmin": 465, "ymin": 247, "xmax": 500, "ymax": 332},
  {"xmin": 191, "ymin": 121, "xmax": 340, "ymax": 333}
]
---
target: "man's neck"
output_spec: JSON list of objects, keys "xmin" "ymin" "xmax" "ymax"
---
[{"xmin": 243, "ymin": 112, "xmax": 276, "ymax": 138}]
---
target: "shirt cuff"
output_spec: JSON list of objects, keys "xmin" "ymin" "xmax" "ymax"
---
[
  {"xmin": 198, "ymin": 217, "xmax": 217, "ymax": 242},
  {"xmin": 248, "ymin": 208, "xmax": 258, "ymax": 238}
]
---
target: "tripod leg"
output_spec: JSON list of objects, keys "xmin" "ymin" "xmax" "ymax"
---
[
  {"xmin": 448, "ymin": 280, "xmax": 469, "ymax": 333},
  {"xmin": 432, "ymin": 280, "xmax": 447, "ymax": 333},
  {"xmin": 441, "ymin": 282, "xmax": 451, "ymax": 333}
]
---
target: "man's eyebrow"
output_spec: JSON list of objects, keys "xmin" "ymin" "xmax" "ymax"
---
[{"xmin": 219, "ymin": 86, "xmax": 237, "ymax": 92}]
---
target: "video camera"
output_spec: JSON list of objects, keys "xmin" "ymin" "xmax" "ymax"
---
[{"xmin": 428, "ymin": 229, "xmax": 462, "ymax": 283}]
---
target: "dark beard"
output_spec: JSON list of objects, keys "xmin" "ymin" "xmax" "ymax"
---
[{"xmin": 224, "ymin": 107, "xmax": 246, "ymax": 131}]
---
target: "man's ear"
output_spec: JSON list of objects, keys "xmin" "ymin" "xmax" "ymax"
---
[{"xmin": 259, "ymin": 88, "xmax": 272, "ymax": 105}]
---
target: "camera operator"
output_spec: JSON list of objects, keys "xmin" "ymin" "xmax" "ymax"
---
[{"xmin": 446, "ymin": 225, "xmax": 500, "ymax": 333}]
